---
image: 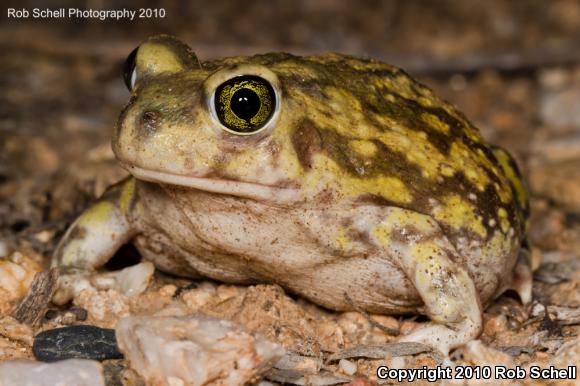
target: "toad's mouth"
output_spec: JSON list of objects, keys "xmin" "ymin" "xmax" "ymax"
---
[{"xmin": 125, "ymin": 165, "xmax": 300, "ymax": 203}]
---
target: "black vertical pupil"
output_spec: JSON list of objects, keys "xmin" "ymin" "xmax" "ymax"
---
[{"xmin": 231, "ymin": 88, "xmax": 260, "ymax": 121}]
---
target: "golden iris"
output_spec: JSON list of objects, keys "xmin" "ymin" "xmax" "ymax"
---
[{"xmin": 214, "ymin": 76, "xmax": 275, "ymax": 134}]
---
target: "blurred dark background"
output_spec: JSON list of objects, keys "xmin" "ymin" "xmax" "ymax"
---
[{"xmin": 3, "ymin": 0, "xmax": 580, "ymax": 70}]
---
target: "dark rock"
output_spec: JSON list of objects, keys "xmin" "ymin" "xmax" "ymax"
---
[
  {"xmin": 71, "ymin": 307, "xmax": 89, "ymax": 321},
  {"xmin": 44, "ymin": 309, "xmax": 59, "ymax": 320},
  {"xmin": 33, "ymin": 325, "xmax": 123, "ymax": 362}
]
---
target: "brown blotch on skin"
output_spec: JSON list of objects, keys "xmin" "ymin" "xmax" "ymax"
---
[
  {"xmin": 292, "ymin": 119, "xmax": 322, "ymax": 169},
  {"xmin": 356, "ymin": 194, "xmax": 405, "ymax": 209},
  {"xmin": 490, "ymin": 145, "xmax": 530, "ymax": 225},
  {"xmin": 183, "ymin": 157, "xmax": 195, "ymax": 169},
  {"xmin": 69, "ymin": 224, "xmax": 87, "ymax": 241},
  {"xmin": 390, "ymin": 224, "xmax": 438, "ymax": 247},
  {"xmin": 137, "ymin": 110, "xmax": 161, "ymax": 138}
]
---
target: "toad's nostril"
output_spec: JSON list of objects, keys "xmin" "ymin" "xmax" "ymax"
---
[
  {"xmin": 137, "ymin": 110, "xmax": 161, "ymax": 138},
  {"xmin": 183, "ymin": 157, "xmax": 195, "ymax": 169}
]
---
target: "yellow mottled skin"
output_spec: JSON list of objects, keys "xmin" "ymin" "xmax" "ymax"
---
[
  {"xmin": 53, "ymin": 35, "xmax": 531, "ymax": 355},
  {"xmin": 119, "ymin": 177, "xmax": 136, "ymax": 215},
  {"xmin": 433, "ymin": 195, "xmax": 487, "ymax": 239}
]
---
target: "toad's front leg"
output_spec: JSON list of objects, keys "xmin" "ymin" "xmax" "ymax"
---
[
  {"xmin": 51, "ymin": 177, "xmax": 139, "ymax": 304},
  {"xmin": 366, "ymin": 208, "xmax": 482, "ymax": 356}
]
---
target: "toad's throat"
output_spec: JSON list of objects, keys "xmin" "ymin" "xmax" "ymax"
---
[{"xmin": 125, "ymin": 165, "xmax": 300, "ymax": 203}]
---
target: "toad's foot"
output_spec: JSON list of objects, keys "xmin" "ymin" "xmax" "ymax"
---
[
  {"xmin": 508, "ymin": 248, "xmax": 532, "ymax": 304},
  {"xmin": 53, "ymin": 262, "xmax": 154, "ymax": 305}
]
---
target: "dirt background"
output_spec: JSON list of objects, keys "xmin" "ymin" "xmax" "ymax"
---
[{"xmin": 1, "ymin": 0, "xmax": 580, "ymax": 385}]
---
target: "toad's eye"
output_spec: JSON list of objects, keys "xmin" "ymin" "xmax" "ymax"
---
[
  {"xmin": 123, "ymin": 46, "xmax": 139, "ymax": 90},
  {"xmin": 214, "ymin": 76, "xmax": 276, "ymax": 135}
]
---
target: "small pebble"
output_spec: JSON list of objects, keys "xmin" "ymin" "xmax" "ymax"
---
[
  {"xmin": 339, "ymin": 358, "xmax": 357, "ymax": 375},
  {"xmin": 33, "ymin": 230, "xmax": 54, "ymax": 243},
  {"xmin": 158, "ymin": 284, "xmax": 177, "ymax": 297},
  {"xmin": 72, "ymin": 306, "xmax": 89, "ymax": 321},
  {"xmin": 33, "ymin": 325, "xmax": 122, "ymax": 362},
  {"xmin": 530, "ymin": 302, "xmax": 546, "ymax": 318},
  {"xmin": 44, "ymin": 309, "xmax": 59, "ymax": 320},
  {"xmin": 390, "ymin": 356, "xmax": 406, "ymax": 369},
  {"xmin": 483, "ymin": 314, "xmax": 508, "ymax": 337}
]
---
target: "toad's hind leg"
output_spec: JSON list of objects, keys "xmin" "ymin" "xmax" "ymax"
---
[
  {"xmin": 368, "ymin": 208, "xmax": 482, "ymax": 356},
  {"xmin": 397, "ymin": 239, "xmax": 483, "ymax": 356}
]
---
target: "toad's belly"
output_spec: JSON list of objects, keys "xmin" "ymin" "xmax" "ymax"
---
[
  {"xmin": 134, "ymin": 229, "xmax": 422, "ymax": 314},
  {"xmin": 131, "ymin": 182, "xmax": 514, "ymax": 314}
]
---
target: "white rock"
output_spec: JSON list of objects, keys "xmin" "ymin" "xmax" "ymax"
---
[
  {"xmin": 0, "ymin": 253, "xmax": 42, "ymax": 308},
  {"xmin": 116, "ymin": 314, "xmax": 286, "ymax": 386},
  {"xmin": 0, "ymin": 359, "xmax": 104, "ymax": 386},
  {"xmin": 338, "ymin": 359, "xmax": 357, "ymax": 375},
  {"xmin": 92, "ymin": 261, "xmax": 154, "ymax": 296}
]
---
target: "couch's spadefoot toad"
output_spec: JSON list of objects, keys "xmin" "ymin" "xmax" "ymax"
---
[{"xmin": 53, "ymin": 35, "xmax": 531, "ymax": 355}]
